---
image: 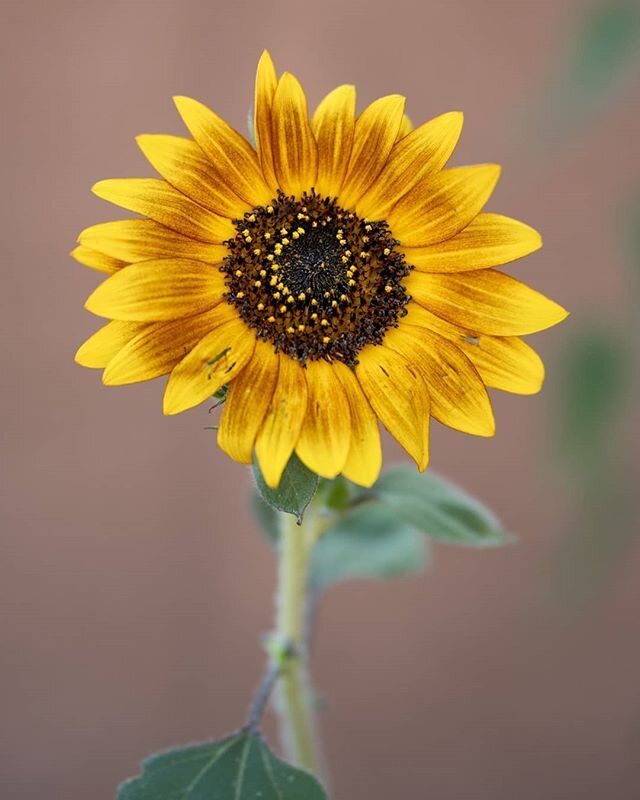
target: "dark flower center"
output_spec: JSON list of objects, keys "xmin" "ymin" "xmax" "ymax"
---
[{"xmin": 221, "ymin": 190, "xmax": 411, "ymax": 366}]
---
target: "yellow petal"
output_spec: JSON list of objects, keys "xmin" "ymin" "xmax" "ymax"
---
[
  {"xmin": 295, "ymin": 360, "xmax": 351, "ymax": 479},
  {"xmin": 163, "ymin": 313, "xmax": 255, "ymax": 415},
  {"xmin": 173, "ymin": 96, "xmax": 273, "ymax": 208},
  {"xmin": 92, "ymin": 179, "xmax": 235, "ymax": 244},
  {"xmin": 78, "ymin": 219, "xmax": 226, "ymax": 264},
  {"xmin": 356, "ymin": 343, "xmax": 430, "ymax": 470},
  {"xmin": 254, "ymin": 50, "xmax": 279, "ymax": 192},
  {"xmin": 311, "ymin": 85, "xmax": 356, "ymax": 198},
  {"xmin": 357, "ymin": 111, "xmax": 463, "ymax": 220},
  {"xmin": 406, "ymin": 269, "xmax": 569, "ymax": 335},
  {"xmin": 85, "ymin": 259, "xmax": 226, "ymax": 321},
  {"xmin": 71, "ymin": 245, "xmax": 125, "ymax": 274},
  {"xmin": 388, "ymin": 164, "xmax": 501, "ymax": 246},
  {"xmin": 255, "ymin": 353, "xmax": 308, "ymax": 488},
  {"xmin": 217, "ymin": 339, "xmax": 279, "ymax": 464},
  {"xmin": 271, "ymin": 72, "xmax": 318, "ymax": 198},
  {"xmin": 136, "ymin": 134, "xmax": 250, "ymax": 219},
  {"xmin": 402, "ymin": 213, "xmax": 542, "ymax": 272},
  {"xmin": 103, "ymin": 308, "xmax": 225, "ymax": 385},
  {"xmin": 333, "ymin": 362, "xmax": 382, "ymax": 487},
  {"xmin": 395, "ymin": 113, "xmax": 413, "ymax": 142},
  {"xmin": 339, "ymin": 94, "xmax": 406, "ymax": 210},
  {"xmin": 75, "ymin": 320, "xmax": 148, "ymax": 368},
  {"xmin": 404, "ymin": 303, "xmax": 545, "ymax": 395},
  {"xmin": 386, "ymin": 324, "xmax": 495, "ymax": 436}
]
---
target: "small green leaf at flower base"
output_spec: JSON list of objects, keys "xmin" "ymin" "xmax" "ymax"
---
[
  {"xmin": 117, "ymin": 732, "xmax": 326, "ymax": 800},
  {"xmin": 253, "ymin": 453, "xmax": 319, "ymax": 523},
  {"xmin": 251, "ymin": 490, "xmax": 280, "ymax": 546},
  {"xmin": 311, "ymin": 501, "xmax": 427, "ymax": 587},
  {"xmin": 374, "ymin": 467, "xmax": 510, "ymax": 547}
]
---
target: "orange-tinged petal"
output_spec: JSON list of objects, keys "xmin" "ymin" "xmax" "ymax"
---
[
  {"xmin": 173, "ymin": 96, "xmax": 273, "ymax": 208},
  {"xmin": 102, "ymin": 308, "xmax": 225, "ymax": 385},
  {"xmin": 271, "ymin": 72, "xmax": 318, "ymax": 197},
  {"xmin": 71, "ymin": 245, "xmax": 125, "ymax": 274},
  {"xmin": 92, "ymin": 178, "xmax": 235, "ymax": 244},
  {"xmin": 136, "ymin": 134, "xmax": 250, "ymax": 219},
  {"xmin": 78, "ymin": 219, "xmax": 226, "ymax": 264},
  {"xmin": 254, "ymin": 50, "xmax": 279, "ymax": 192},
  {"xmin": 404, "ymin": 303, "xmax": 545, "ymax": 395},
  {"xmin": 84, "ymin": 259, "xmax": 226, "ymax": 321},
  {"xmin": 333, "ymin": 362, "xmax": 382, "ymax": 487},
  {"xmin": 217, "ymin": 339, "xmax": 279, "ymax": 464},
  {"xmin": 311, "ymin": 85, "xmax": 356, "ymax": 198},
  {"xmin": 295, "ymin": 360, "xmax": 351, "ymax": 479},
  {"xmin": 339, "ymin": 94, "xmax": 406, "ymax": 209},
  {"xmin": 402, "ymin": 213, "xmax": 542, "ymax": 272},
  {"xmin": 406, "ymin": 269, "xmax": 569, "ymax": 336},
  {"xmin": 357, "ymin": 111, "xmax": 463, "ymax": 220},
  {"xmin": 255, "ymin": 353, "xmax": 308, "ymax": 488},
  {"xmin": 163, "ymin": 312, "xmax": 255, "ymax": 415},
  {"xmin": 75, "ymin": 320, "xmax": 148, "ymax": 368},
  {"xmin": 386, "ymin": 324, "xmax": 495, "ymax": 436},
  {"xmin": 388, "ymin": 164, "xmax": 501, "ymax": 246},
  {"xmin": 356, "ymin": 343, "xmax": 430, "ymax": 470}
]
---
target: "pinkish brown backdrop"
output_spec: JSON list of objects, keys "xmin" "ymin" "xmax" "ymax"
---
[{"xmin": 2, "ymin": 1, "xmax": 640, "ymax": 798}]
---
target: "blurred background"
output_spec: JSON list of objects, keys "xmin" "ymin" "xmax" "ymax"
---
[{"xmin": 2, "ymin": 0, "xmax": 639, "ymax": 797}]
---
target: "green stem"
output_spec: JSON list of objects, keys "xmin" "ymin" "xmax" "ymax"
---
[{"xmin": 272, "ymin": 508, "xmax": 327, "ymax": 781}]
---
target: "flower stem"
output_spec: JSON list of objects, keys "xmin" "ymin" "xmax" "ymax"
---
[{"xmin": 272, "ymin": 508, "xmax": 327, "ymax": 781}]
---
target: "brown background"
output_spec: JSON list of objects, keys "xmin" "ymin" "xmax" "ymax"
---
[{"xmin": 2, "ymin": 1, "xmax": 640, "ymax": 798}]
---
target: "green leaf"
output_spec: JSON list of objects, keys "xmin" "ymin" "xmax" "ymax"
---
[
  {"xmin": 568, "ymin": 3, "xmax": 640, "ymax": 96},
  {"xmin": 252, "ymin": 453, "xmax": 319, "ymax": 523},
  {"xmin": 247, "ymin": 109, "xmax": 256, "ymax": 148},
  {"xmin": 373, "ymin": 466, "xmax": 510, "ymax": 547},
  {"xmin": 311, "ymin": 501, "xmax": 427, "ymax": 587},
  {"xmin": 118, "ymin": 731, "xmax": 326, "ymax": 800},
  {"xmin": 250, "ymin": 490, "xmax": 280, "ymax": 546},
  {"xmin": 554, "ymin": 328, "xmax": 628, "ymax": 464}
]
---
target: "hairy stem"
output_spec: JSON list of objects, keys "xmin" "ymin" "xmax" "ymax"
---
[{"xmin": 272, "ymin": 509, "xmax": 327, "ymax": 780}]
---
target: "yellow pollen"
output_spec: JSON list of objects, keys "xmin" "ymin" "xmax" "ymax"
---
[
  {"xmin": 340, "ymin": 294, "xmax": 348, "ymax": 302},
  {"xmin": 365, "ymin": 224, "xmax": 372, "ymax": 232},
  {"xmin": 311, "ymin": 299, "xmax": 318, "ymax": 306},
  {"xmin": 348, "ymin": 279, "xmax": 356, "ymax": 287},
  {"xmin": 270, "ymin": 276, "xmax": 278, "ymax": 286},
  {"xmin": 266, "ymin": 205, "xmax": 274, "ymax": 213},
  {"xmin": 310, "ymin": 313, "xmax": 318, "ymax": 320},
  {"xmin": 280, "ymin": 228, "xmax": 288, "ymax": 235},
  {"xmin": 235, "ymin": 269, "xmax": 242, "ymax": 277},
  {"xmin": 331, "ymin": 300, "xmax": 338, "ymax": 308},
  {"xmin": 281, "ymin": 237, "xmax": 290, "ymax": 245},
  {"xmin": 298, "ymin": 292, "xmax": 306, "ymax": 301},
  {"xmin": 264, "ymin": 232, "xmax": 271, "ymax": 240},
  {"xmin": 259, "ymin": 269, "xmax": 267, "ymax": 277},
  {"xmin": 384, "ymin": 284, "xmax": 393, "ymax": 293},
  {"xmin": 323, "ymin": 292, "xmax": 330, "ymax": 299},
  {"xmin": 277, "ymin": 282, "xmax": 284, "ymax": 291},
  {"xmin": 320, "ymin": 318, "xmax": 329, "ymax": 327},
  {"xmin": 266, "ymin": 254, "xmax": 274, "ymax": 261},
  {"xmin": 254, "ymin": 280, "xmax": 262, "ymax": 287},
  {"xmin": 297, "ymin": 227, "xmax": 305, "ymax": 234},
  {"xmin": 287, "ymin": 296, "xmax": 295, "ymax": 304},
  {"xmin": 341, "ymin": 256, "xmax": 349, "ymax": 264},
  {"xmin": 273, "ymin": 291, "xmax": 281, "ymax": 299},
  {"xmin": 257, "ymin": 302, "xmax": 265, "ymax": 311},
  {"xmin": 383, "ymin": 248, "xmax": 391, "ymax": 256},
  {"xmin": 287, "ymin": 326, "xmax": 295, "ymax": 334},
  {"xmin": 298, "ymin": 324, "xmax": 306, "ymax": 332},
  {"xmin": 339, "ymin": 239, "xmax": 347, "ymax": 246},
  {"xmin": 244, "ymin": 235, "xmax": 252, "ymax": 243},
  {"xmin": 236, "ymin": 291, "xmax": 245, "ymax": 299},
  {"xmin": 322, "ymin": 336, "xmax": 331, "ymax": 344},
  {"xmin": 279, "ymin": 305, "xmax": 287, "ymax": 313},
  {"xmin": 254, "ymin": 249, "xmax": 262, "ymax": 256},
  {"xmin": 248, "ymin": 214, "xmax": 256, "ymax": 222},
  {"xmin": 267, "ymin": 315, "xmax": 275, "ymax": 323}
]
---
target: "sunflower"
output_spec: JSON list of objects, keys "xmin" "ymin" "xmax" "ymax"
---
[{"xmin": 74, "ymin": 51, "xmax": 567, "ymax": 488}]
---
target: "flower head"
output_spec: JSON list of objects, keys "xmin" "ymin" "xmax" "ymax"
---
[{"xmin": 75, "ymin": 51, "xmax": 567, "ymax": 487}]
